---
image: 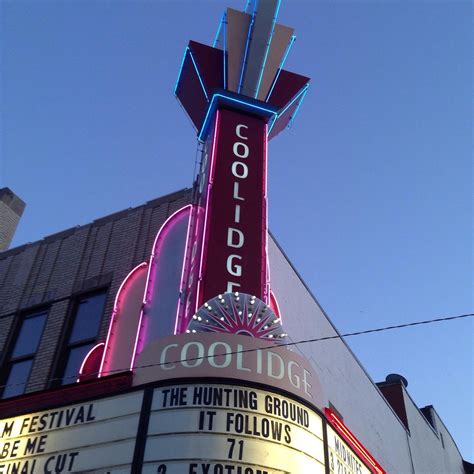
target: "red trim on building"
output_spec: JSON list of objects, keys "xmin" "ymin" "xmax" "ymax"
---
[
  {"xmin": 0, "ymin": 372, "xmax": 133, "ymax": 418},
  {"xmin": 325, "ymin": 407, "xmax": 386, "ymax": 474}
]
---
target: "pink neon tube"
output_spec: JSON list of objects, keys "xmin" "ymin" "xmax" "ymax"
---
[
  {"xmin": 196, "ymin": 110, "xmax": 221, "ymax": 312},
  {"xmin": 98, "ymin": 262, "xmax": 147, "ymax": 377},
  {"xmin": 131, "ymin": 204, "xmax": 192, "ymax": 369},
  {"xmin": 78, "ymin": 342, "xmax": 105, "ymax": 382}
]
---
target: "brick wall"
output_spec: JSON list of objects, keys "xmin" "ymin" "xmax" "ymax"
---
[
  {"xmin": 0, "ymin": 188, "xmax": 26, "ymax": 252},
  {"xmin": 0, "ymin": 188, "xmax": 192, "ymax": 394}
]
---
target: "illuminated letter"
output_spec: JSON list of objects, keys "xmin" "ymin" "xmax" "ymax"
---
[
  {"xmin": 233, "ymin": 182, "xmax": 244, "ymax": 201},
  {"xmin": 227, "ymin": 228, "xmax": 244, "ymax": 248},
  {"xmin": 236, "ymin": 344, "xmax": 251, "ymax": 372},
  {"xmin": 181, "ymin": 342, "xmax": 204, "ymax": 368},
  {"xmin": 208, "ymin": 342, "xmax": 232, "ymax": 368},
  {"xmin": 227, "ymin": 254, "xmax": 242, "ymax": 277},
  {"xmin": 44, "ymin": 456, "xmax": 55, "ymax": 473},
  {"xmin": 233, "ymin": 142, "xmax": 249, "ymax": 159},
  {"xmin": 303, "ymin": 369, "xmax": 313, "ymax": 396},
  {"xmin": 268, "ymin": 351, "xmax": 285, "ymax": 380},
  {"xmin": 234, "ymin": 204, "xmax": 241, "ymax": 224},
  {"xmin": 256, "ymin": 348, "xmax": 262, "ymax": 374},
  {"xmin": 160, "ymin": 343, "xmax": 178, "ymax": 370},
  {"xmin": 236, "ymin": 124, "xmax": 248, "ymax": 139},
  {"xmin": 1, "ymin": 421, "xmax": 14, "ymax": 437},
  {"xmin": 288, "ymin": 360, "xmax": 301, "ymax": 389},
  {"xmin": 227, "ymin": 281, "xmax": 241, "ymax": 292},
  {"xmin": 231, "ymin": 162, "xmax": 248, "ymax": 179}
]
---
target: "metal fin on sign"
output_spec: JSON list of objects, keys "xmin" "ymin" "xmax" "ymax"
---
[{"xmin": 174, "ymin": 0, "xmax": 311, "ymax": 141}]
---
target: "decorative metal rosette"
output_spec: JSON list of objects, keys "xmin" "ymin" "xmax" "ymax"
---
[{"xmin": 186, "ymin": 292, "xmax": 287, "ymax": 340}]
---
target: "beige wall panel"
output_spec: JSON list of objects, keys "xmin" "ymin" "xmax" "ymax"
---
[
  {"xmin": 241, "ymin": 0, "xmax": 279, "ymax": 98},
  {"xmin": 257, "ymin": 24, "xmax": 294, "ymax": 101},
  {"xmin": 226, "ymin": 8, "xmax": 251, "ymax": 92}
]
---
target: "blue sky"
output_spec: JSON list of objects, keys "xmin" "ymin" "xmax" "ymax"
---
[{"xmin": 2, "ymin": 0, "xmax": 472, "ymax": 461}]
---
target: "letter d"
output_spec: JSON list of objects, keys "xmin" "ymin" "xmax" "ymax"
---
[{"xmin": 227, "ymin": 228, "xmax": 244, "ymax": 248}]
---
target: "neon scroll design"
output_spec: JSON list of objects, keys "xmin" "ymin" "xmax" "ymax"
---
[
  {"xmin": 77, "ymin": 342, "xmax": 105, "ymax": 382},
  {"xmin": 99, "ymin": 262, "xmax": 148, "ymax": 377}
]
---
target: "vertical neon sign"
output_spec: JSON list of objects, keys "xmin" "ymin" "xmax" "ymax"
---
[
  {"xmin": 198, "ymin": 108, "xmax": 268, "ymax": 304},
  {"xmin": 172, "ymin": 2, "xmax": 310, "ymax": 334}
]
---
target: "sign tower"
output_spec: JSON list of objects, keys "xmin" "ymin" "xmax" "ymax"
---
[{"xmin": 173, "ymin": 0, "xmax": 309, "ymax": 337}]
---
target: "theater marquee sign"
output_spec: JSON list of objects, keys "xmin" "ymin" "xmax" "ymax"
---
[
  {"xmin": 0, "ymin": 335, "xmax": 384, "ymax": 474},
  {"xmin": 143, "ymin": 383, "xmax": 325, "ymax": 473},
  {"xmin": 0, "ymin": 391, "xmax": 143, "ymax": 473}
]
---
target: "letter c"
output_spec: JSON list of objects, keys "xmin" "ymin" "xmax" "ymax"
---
[
  {"xmin": 236, "ymin": 124, "xmax": 248, "ymax": 140},
  {"xmin": 44, "ymin": 456, "xmax": 54, "ymax": 473},
  {"xmin": 160, "ymin": 343, "xmax": 178, "ymax": 370}
]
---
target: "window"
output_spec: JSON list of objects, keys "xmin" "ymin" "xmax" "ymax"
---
[
  {"xmin": 1, "ymin": 310, "xmax": 48, "ymax": 398},
  {"xmin": 59, "ymin": 291, "xmax": 107, "ymax": 385}
]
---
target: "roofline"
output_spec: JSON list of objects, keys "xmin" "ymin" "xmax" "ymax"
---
[{"xmin": 0, "ymin": 188, "xmax": 192, "ymax": 260}]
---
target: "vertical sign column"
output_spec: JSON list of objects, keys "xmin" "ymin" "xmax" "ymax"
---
[{"xmin": 197, "ymin": 108, "xmax": 269, "ymax": 306}]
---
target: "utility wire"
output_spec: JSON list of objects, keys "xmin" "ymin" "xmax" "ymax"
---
[
  {"xmin": 0, "ymin": 312, "xmax": 472, "ymax": 391},
  {"xmin": 117, "ymin": 311, "xmax": 474, "ymax": 372}
]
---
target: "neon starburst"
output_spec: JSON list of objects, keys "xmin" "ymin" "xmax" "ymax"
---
[{"xmin": 186, "ymin": 292, "xmax": 287, "ymax": 340}]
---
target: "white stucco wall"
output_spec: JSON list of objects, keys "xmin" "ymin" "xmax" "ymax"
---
[
  {"xmin": 269, "ymin": 236, "xmax": 414, "ymax": 473},
  {"xmin": 269, "ymin": 236, "xmax": 467, "ymax": 473},
  {"xmin": 403, "ymin": 392, "xmax": 465, "ymax": 473},
  {"xmin": 430, "ymin": 408, "xmax": 467, "ymax": 473}
]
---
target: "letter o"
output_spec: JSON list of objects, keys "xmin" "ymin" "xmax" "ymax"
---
[
  {"xmin": 233, "ymin": 142, "xmax": 249, "ymax": 159},
  {"xmin": 231, "ymin": 161, "xmax": 248, "ymax": 179},
  {"xmin": 208, "ymin": 342, "xmax": 232, "ymax": 368},
  {"xmin": 181, "ymin": 342, "xmax": 204, "ymax": 368}
]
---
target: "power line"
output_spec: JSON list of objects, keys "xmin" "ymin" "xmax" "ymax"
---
[
  {"xmin": 127, "ymin": 311, "xmax": 474, "ymax": 371},
  {"xmin": 1, "ymin": 312, "xmax": 472, "ymax": 391}
]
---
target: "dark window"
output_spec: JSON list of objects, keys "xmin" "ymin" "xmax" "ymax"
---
[
  {"xmin": 59, "ymin": 292, "xmax": 107, "ymax": 385},
  {"xmin": 1, "ymin": 310, "xmax": 48, "ymax": 399},
  {"xmin": 69, "ymin": 294, "xmax": 105, "ymax": 343},
  {"xmin": 62, "ymin": 344, "xmax": 96, "ymax": 384}
]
